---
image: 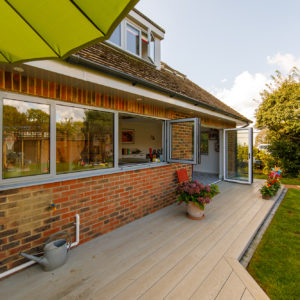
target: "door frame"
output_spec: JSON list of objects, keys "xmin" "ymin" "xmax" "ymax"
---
[{"xmin": 223, "ymin": 127, "xmax": 253, "ymax": 184}]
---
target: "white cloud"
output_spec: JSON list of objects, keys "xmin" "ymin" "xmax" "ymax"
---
[
  {"xmin": 221, "ymin": 78, "xmax": 227, "ymax": 83},
  {"xmin": 212, "ymin": 71, "xmax": 270, "ymax": 122},
  {"xmin": 4, "ymin": 99, "xmax": 49, "ymax": 114},
  {"xmin": 212, "ymin": 53, "xmax": 300, "ymax": 123},
  {"xmin": 267, "ymin": 53, "xmax": 300, "ymax": 73}
]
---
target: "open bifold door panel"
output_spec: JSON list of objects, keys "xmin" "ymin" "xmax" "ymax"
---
[{"xmin": 224, "ymin": 127, "xmax": 253, "ymax": 184}]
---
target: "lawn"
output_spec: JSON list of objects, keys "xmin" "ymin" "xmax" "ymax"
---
[
  {"xmin": 253, "ymin": 173, "xmax": 268, "ymax": 180},
  {"xmin": 247, "ymin": 188, "xmax": 300, "ymax": 299},
  {"xmin": 253, "ymin": 173, "xmax": 300, "ymax": 185},
  {"xmin": 280, "ymin": 177, "xmax": 300, "ymax": 185}
]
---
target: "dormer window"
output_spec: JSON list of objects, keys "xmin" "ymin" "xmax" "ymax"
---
[
  {"xmin": 109, "ymin": 24, "xmax": 121, "ymax": 47},
  {"xmin": 106, "ymin": 16, "xmax": 162, "ymax": 68},
  {"xmin": 148, "ymin": 32, "xmax": 155, "ymax": 63},
  {"xmin": 126, "ymin": 23, "xmax": 140, "ymax": 56}
]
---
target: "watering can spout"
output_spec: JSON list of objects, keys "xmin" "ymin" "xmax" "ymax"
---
[
  {"xmin": 20, "ymin": 252, "xmax": 49, "ymax": 268},
  {"xmin": 19, "ymin": 231, "xmax": 71, "ymax": 271}
]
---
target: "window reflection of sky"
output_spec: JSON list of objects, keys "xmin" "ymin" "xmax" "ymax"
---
[
  {"xmin": 4, "ymin": 99, "xmax": 49, "ymax": 114},
  {"xmin": 56, "ymin": 105, "xmax": 85, "ymax": 122}
]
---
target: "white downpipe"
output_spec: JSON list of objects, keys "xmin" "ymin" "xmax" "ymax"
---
[
  {"xmin": 71, "ymin": 214, "xmax": 80, "ymax": 247},
  {"xmin": 0, "ymin": 214, "xmax": 80, "ymax": 279}
]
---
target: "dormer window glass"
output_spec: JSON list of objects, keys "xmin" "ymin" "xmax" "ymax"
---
[
  {"xmin": 126, "ymin": 23, "xmax": 140, "ymax": 56},
  {"xmin": 109, "ymin": 24, "xmax": 121, "ymax": 47},
  {"xmin": 148, "ymin": 32, "xmax": 155, "ymax": 63}
]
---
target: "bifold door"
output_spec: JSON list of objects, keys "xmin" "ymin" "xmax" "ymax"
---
[
  {"xmin": 224, "ymin": 127, "xmax": 253, "ymax": 184},
  {"xmin": 166, "ymin": 118, "xmax": 200, "ymax": 164}
]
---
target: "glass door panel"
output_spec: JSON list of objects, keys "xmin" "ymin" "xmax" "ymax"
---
[{"xmin": 224, "ymin": 128, "xmax": 253, "ymax": 184}]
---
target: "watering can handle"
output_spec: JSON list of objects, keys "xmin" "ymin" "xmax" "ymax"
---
[{"xmin": 45, "ymin": 231, "xmax": 72, "ymax": 251}]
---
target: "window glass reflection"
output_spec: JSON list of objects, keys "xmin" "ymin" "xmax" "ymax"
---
[
  {"xmin": 126, "ymin": 24, "xmax": 140, "ymax": 55},
  {"xmin": 56, "ymin": 105, "xmax": 114, "ymax": 174},
  {"xmin": 2, "ymin": 99, "xmax": 50, "ymax": 179},
  {"xmin": 109, "ymin": 24, "xmax": 121, "ymax": 46}
]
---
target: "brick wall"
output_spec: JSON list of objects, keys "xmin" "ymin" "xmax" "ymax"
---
[
  {"xmin": 171, "ymin": 121, "xmax": 194, "ymax": 160},
  {"xmin": 0, "ymin": 164, "xmax": 192, "ymax": 274}
]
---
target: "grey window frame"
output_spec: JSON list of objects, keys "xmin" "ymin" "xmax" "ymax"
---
[
  {"xmin": 166, "ymin": 118, "xmax": 201, "ymax": 165},
  {"xmin": 148, "ymin": 30, "xmax": 155, "ymax": 63},
  {"xmin": 0, "ymin": 92, "xmax": 118, "ymax": 187}
]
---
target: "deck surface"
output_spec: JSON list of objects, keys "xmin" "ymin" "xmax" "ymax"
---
[{"xmin": 0, "ymin": 180, "xmax": 278, "ymax": 300}]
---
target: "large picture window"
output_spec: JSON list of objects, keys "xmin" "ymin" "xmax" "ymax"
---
[
  {"xmin": 0, "ymin": 94, "xmax": 169, "ymax": 187},
  {"xmin": 56, "ymin": 105, "xmax": 114, "ymax": 174},
  {"xmin": 2, "ymin": 99, "xmax": 50, "ymax": 179}
]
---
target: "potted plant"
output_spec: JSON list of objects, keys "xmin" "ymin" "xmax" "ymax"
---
[
  {"xmin": 260, "ymin": 167, "xmax": 282, "ymax": 199},
  {"xmin": 177, "ymin": 181, "xmax": 218, "ymax": 220},
  {"xmin": 260, "ymin": 185, "xmax": 274, "ymax": 199}
]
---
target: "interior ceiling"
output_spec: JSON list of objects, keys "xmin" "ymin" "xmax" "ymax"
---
[{"xmin": 119, "ymin": 113, "xmax": 163, "ymax": 122}]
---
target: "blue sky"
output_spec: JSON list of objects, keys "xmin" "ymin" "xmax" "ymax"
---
[{"xmin": 136, "ymin": 0, "xmax": 300, "ymax": 122}]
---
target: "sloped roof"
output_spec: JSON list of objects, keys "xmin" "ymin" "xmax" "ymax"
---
[{"xmin": 75, "ymin": 43, "xmax": 250, "ymax": 123}]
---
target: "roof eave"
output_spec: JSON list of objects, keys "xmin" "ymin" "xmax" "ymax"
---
[{"xmin": 66, "ymin": 55, "xmax": 251, "ymax": 125}]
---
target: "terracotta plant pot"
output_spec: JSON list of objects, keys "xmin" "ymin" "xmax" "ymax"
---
[
  {"xmin": 186, "ymin": 202, "xmax": 205, "ymax": 220},
  {"xmin": 262, "ymin": 195, "xmax": 272, "ymax": 200}
]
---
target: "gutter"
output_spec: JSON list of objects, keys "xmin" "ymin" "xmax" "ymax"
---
[{"xmin": 66, "ymin": 55, "xmax": 250, "ymax": 125}]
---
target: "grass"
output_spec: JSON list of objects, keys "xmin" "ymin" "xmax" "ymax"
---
[
  {"xmin": 253, "ymin": 173, "xmax": 300, "ymax": 185},
  {"xmin": 280, "ymin": 177, "xmax": 300, "ymax": 185},
  {"xmin": 247, "ymin": 188, "xmax": 300, "ymax": 299},
  {"xmin": 253, "ymin": 173, "xmax": 268, "ymax": 180}
]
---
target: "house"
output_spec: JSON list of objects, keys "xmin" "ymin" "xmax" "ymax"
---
[{"xmin": 0, "ymin": 9, "xmax": 253, "ymax": 275}]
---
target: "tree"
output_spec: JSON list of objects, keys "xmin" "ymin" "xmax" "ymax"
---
[
  {"xmin": 254, "ymin": 129, "xmax": 269, "ymax": 147},
  {"xmin": 255, "ymin": 68, "xmax": 300, "ymax": 175}
]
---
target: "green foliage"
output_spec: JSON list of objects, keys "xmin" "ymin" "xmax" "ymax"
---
[
  {"xmin": 247, "ymin": 189, "xmax": 300, "ymax": 299},
  {"xmin": 255, "ymin": 68, "xmax": 300, "ymax": 175},
  {"xmin": 210, "ymin": 184, "xmax": 219, "ymax": 197},
  {"xmin": 280, "ymin": 177, "xmax": 300, "ymax": 185},
  {"xmin": 3, "ymin": 105, "xmax": 49, "ymax": 132},
  {"xmin": 237, "ymin": 144, "xmax": 248, "ymax": 162},
  {"xmin": 254, "ymin": 128, "xmax": 269, "ymax": 146}
]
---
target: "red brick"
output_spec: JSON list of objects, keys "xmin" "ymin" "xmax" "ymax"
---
[{"xmin": 0, "ymin": 163, "xmax": 191, "ymax": 274}]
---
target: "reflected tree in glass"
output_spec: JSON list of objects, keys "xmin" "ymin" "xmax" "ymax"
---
[
  {"xmin": 2, "ymin": 100, "xmax": 50, "ymax": 179},
  {"xmin": 56, "ymin": 106, "xmax": 114, "ymax": 174}
]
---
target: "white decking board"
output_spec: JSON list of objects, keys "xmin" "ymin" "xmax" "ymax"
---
[{"xmin": 0, "ymin": 180, "xmax": 276, "ymax": 300}]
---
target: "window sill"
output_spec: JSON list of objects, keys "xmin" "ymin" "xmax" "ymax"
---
[{"xmin": 0, "ymin": 162, "xmax": 169, "ymax": 191}]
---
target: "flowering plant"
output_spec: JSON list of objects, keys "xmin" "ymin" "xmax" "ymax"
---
[
  {"xmin": 177, "ymin": 180, "xmax": 218, "ymax": 210},
  {"xmin": 260, "ymin": 167, "xmax": 282, "ymax": 198}
]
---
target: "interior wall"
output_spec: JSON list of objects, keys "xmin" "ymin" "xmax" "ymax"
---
[
  {"xmin": 119, "ymin": 118, "xmax": 162, "ymax": 159},
  {"xmin": 194, "ymin": 130, "xmax": 219, "ymax": 174}
]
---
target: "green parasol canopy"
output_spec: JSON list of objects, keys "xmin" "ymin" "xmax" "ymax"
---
[{"xmin": 0, "ymin": 0, "xmax": 139, "ymax": 64}]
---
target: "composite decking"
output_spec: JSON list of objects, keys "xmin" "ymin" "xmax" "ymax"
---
[{"xmin": 0, "ymin": 180, "xmax": 279, "ymax": 300}]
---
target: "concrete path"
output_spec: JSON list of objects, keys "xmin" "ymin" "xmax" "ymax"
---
[{"xmin": 0, "ymin": 180, "xmax": 279, "ymax": 299}]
